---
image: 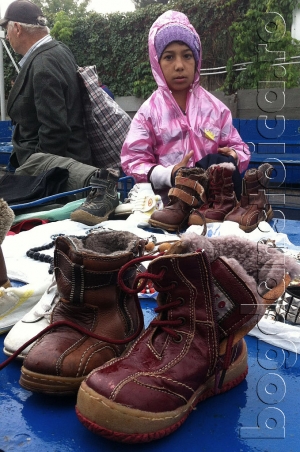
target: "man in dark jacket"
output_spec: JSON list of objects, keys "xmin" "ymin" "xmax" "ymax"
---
[
  {"xmin": 1, "ymin": 1, "xmax": 96, "ymax": 181},
  {"xmin": 8, "ymin": 39, "xmax": 93, "ymax": 168},
  {"xmin": 0, "ymin": 0, "xmax": 121, "ymax": 224}
]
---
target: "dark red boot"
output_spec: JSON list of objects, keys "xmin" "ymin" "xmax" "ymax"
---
[
  {"xmin": 189, "ymin": 162, "xmax": 237, "ymax": 226},
  {"xmin": 76, "ymin": 234, "xmax": 298, "ymax": 443}
]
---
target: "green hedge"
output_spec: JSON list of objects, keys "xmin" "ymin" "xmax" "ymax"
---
[
  {"xmin": 3, "ymin": 0, "xmax": 299, "ymax": 98},
  {"xmin": 67, "ymin": 0, "xmax": 250, "ymax": 97},
  {"xmin": 3, "ymin": 0, "xmax": 249, "ymax": 97}
]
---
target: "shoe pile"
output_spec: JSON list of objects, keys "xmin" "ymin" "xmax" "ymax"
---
[
  {"xmin": 2, "ymin": 230, "xmax": 299, "ymax": 445},
  {"xmin": 149, "ymin": 163, "xmax": 274, "ymax": 233}
]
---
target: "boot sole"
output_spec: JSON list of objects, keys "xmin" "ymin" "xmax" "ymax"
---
[
  {"xmin": 189, "ymin": 218, "xmax": 229, "ymax": 227},
  {"xmin": 20, "ymin": 367, "xmax": 85, "ymax": 395},
  {"xmin": 70, "ymin": 208, "xmax": 116, "ymax": 226},
  {"xmin": 149, "ymin": 218, "xmax": 185, "ymax": 232},
  {"xmin": 76, "ymin": 339, "xmax": 248, "ymax": 443}
]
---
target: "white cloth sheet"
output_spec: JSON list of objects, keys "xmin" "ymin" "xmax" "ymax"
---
[{"xmin": 2, "ymin": 218, "xmax": 300, "ymax": 354}]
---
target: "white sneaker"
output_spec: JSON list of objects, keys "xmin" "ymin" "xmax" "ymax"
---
[
  {"xmin": 3, "ymin": 280, "xmax": 59, "ymax": 359},
  {"xmin": 126, "ymin": 194, "xmax": 162, "ymax": 226},
  {"xmin": 114, "ymin": 183, "xmax": 156, "ymax": 217},
  {"xmin": 0, "ymin": 276, "xmax": 52, "ymax": 335}
]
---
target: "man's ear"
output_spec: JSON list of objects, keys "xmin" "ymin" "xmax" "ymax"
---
[{"xmin": 15, "ymin": 22, "xmax": 22, "ymax": 36}]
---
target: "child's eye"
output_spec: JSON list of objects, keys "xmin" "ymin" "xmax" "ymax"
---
[{"xmin": 184, "ymin": 53, "xmax": 193, "ymax": 59}]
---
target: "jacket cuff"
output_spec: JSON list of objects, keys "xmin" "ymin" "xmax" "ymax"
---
[{"xmin": 149, "ymin": 165, "xmax": 173, "ymax": 190}]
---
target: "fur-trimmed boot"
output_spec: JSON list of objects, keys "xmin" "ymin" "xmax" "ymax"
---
[
  {"xmin": 0, "ymin": 198, "xmax": 14, "ymax": 288},
  {"xmin": 0, "ymin": 247, "xmax": 10, "ymax": 289},
  {"xmin": 224, "ymin": 163, "xmax": 274, "ymax": 232},
  {"xmin": 19, "ymin": 230, "xmax": 145, "ymax": 395},
  {"xmin": 149, "ymin": 167, "xmax": 208, "ymax": 232},
  {"xmin": 76, "ymin": 233, "xmax": 299, "ymax": 443},
  {"xmin": 188, "ymin": 162, "xmax": 237, "ymax": 226}
]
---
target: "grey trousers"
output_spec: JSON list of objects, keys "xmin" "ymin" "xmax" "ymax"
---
[{"xmin": 15, "ymin": 153, "xmax": 97, "ymax": 195}]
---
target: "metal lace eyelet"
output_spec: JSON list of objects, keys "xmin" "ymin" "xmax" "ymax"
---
[
  {"xmin": 173, "ymin": 333, "xmax": 183, "ymax": 343},
  {"xmin": 171, "ymin": 281, "xmax": 178, "ymax": 288},
  {"xmin": 160, "ymin": 265, "xmax": 168, "ymax": 272},
  {"xmin": 178, "ymin": 317, "xmax": 186, "ymax": 326},
  {"xmin": 177, "ymin": 297, "xmax": 185, "ymax": 306}
]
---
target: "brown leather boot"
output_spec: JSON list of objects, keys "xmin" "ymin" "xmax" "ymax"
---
[
  {"xmin": 149, "ymin": 167, "xmax": 207, "ymax": 232},
  {"xmin": 19, "ymin": 230, "xmax": 145, "ymax": 395},
  {"xmin": 188, "ymin": 162, "xmax": 237, "ymax": 226},
  {"xmin": 76, "ymin": 234, "xmax": 298, "ymax": 443},
  {"xmin": 224, "ymin": 163, "xmax": 274, "ymax": 232}
]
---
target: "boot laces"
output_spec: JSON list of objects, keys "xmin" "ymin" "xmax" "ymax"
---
[
  {"xmin": 33, "ymin": 278, "xmax": 58, "ymax": 319},
  {"xmin": 86, "ymin": 185, "xmax": 106, "ymax": 200},
  {"xmin": 150, "ymin": 300, "xmax": 185, "ymax": 340},
  {"xmin": 118, "ymin": 254, "xmax": 184, "ymax": 340},
  {"xmin": 124, "ymin": 184, "xmax": 153, "ymax": 204},
  {"xmin": 132, "ymin": 195, "xmax": 161, "ymax": 213},
  {"xmin": 0, "ymin": 315, "xmax": 143, "ymax": 372}
]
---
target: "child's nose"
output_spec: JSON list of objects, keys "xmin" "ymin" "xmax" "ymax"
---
[{"xmin": 174, "ymin": 57, "xmax": 184, "ymax": 69}]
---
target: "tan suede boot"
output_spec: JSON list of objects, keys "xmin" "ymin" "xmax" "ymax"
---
[{"xmin": 224, "ymin": 163, "xmax": 274, "ymax": 232}]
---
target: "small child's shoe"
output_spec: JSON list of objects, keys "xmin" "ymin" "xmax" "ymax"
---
[
  {"xmin": 3, "ymin": 281, "xmax": 58, "ymax": 356},
  {"xmin": 114, "ymin": 183, "xmax": 157, "ymax": 217},
  {"xmin": 126, "ymin": 194, "xmax": 162, "ymax": 226}
]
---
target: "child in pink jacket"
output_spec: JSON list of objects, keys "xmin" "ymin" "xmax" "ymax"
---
[{"xmin": 121, "ymin": 10, "xmax": 250, "ymax": 204}]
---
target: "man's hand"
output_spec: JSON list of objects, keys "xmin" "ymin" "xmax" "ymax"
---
[
  {"xmin": 172, "ymin": 150, "xmax": 194, "ymax": 178},
  {"xmin": 217, "ymin": 147, "xmax": 238, "ymax": 161}
]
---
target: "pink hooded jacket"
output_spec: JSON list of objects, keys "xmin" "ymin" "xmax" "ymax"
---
[{"xmin": 121, "ymin": 10, "xmax": 250, "ymax": 190}]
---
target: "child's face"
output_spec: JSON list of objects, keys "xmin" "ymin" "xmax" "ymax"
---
[{"xmin": 159, "ymin": 42, "xmax": 196, "ymax": 93}]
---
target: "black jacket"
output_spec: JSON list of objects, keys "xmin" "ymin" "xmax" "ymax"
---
[{"xmin": 7, "ymin": 40, "xmax": 92, "ymax": 168}]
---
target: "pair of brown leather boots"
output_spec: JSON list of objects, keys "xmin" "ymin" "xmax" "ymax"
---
[
  {"xmin": 149, "ymin": 162, "xmax": 274, "ymax": 233},
  {"xmin": 13, "ymin": 227, "xmax": 299, "ymax": 444}
]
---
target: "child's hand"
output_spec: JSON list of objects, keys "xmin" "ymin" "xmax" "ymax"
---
[
  {"xmin": 172, "ymin": 150, "xmax": 194, "ymax": 178},
  {"xmin": 217, "ymin": 147, "xmax": 238, "ymax": 161}
]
